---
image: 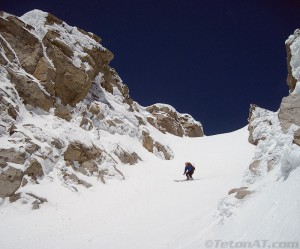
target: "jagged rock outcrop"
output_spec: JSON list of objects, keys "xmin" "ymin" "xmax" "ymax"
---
[
  {"xmin": 24, "ymin": 160, "xmax": 44, "ymax": 180},
  {"xmin": 113, "ymin": 145, "xmax": 141, "ymax": 165},
  {"xmin": 285, "ymin": 29, "xmax": 300, "ymax": 92},
  {"xmin": 218, "ymin": 29, "xmax": 300, "ymax": 221},
  {"xmin": 228, "ymin": 187, "xmax": 253, "ymax": 200},
  {"xmin": 63, "ymin": 141, "xmax": 120, "ymax": 180},
  {"xmin": 280, "ymin": 29, "xmax": 300, "ymax": 145},
  {"xmin": 248, "ymin": 29, "xmax": 300, "ymax": 182},
  {"xmin": 146, "ymin": 104, "xmax": 204, "ymax": 137},
  {"xmin": 249, "ymin": 29, "xmax": 300, "ymax": 147},
  {"xmin": 0, "ymin": 10, "xmax": 202, "ymax": 138},
  {"xmin": 247, "ymin": 104, "xmax": 272, "ymax": 146},
  {"xmin": 0, "ymin": 10, "xmax": 203, "ymax": 204},
  {"xmin": 142, "ymin": 130, "xmax": 173, "ymax": 160}
]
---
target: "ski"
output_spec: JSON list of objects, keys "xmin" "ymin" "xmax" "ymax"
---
[
  {"xmin": 174, "ymin": 180, "xmax": 188, "ymax": 182},
  {"xmin": 173, "ymin": 179, "xmax": 201, "ymax": 182}
]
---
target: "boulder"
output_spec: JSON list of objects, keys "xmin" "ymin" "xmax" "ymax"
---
[
  {"xmin": 0, "ymin": 167, "xmax": 23, "ymax": 198},
  {"xmin": 228, "ymin": 187, "xmax": 253, "ymax": 200},
  {"xmin": 0, "ymin": 148, "xmax": 26, "ymax": 168},
  {"xmin": 24, "ymin": 160, "xmax": 44, "ymax": 180},
  {"xmin": 249, "ymin": 160, "xmax": 261, "ymax": 175},
  {"xmin": 235, "ymin": 190, "xmax": 253, "ymax": 199}
]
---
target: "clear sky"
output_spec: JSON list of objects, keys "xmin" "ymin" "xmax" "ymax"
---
[{"xmin": 2, "ymin": 0, "xmax": 299, "ymax": 135}]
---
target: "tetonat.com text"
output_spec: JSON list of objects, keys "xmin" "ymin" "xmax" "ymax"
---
[{"xmin": 204, "ymin": 240, "xmax": 299, "ymax": 248}]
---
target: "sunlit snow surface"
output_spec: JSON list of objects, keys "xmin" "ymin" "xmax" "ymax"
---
[{"xmin": 0, "ymin": 125, "xmax": 299, "ymax": 249}]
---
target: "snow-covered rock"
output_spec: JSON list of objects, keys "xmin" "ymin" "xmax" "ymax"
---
[
  {"xmin": 0, "ymin": 10, "xmax": 203, "ymax": 205},
  {"xmin": 145, "ymin": 104, "xmax": 203, "ymax": 137},
  {"xmin": 286, "ymin": 29, "xmax": 300, "ymax": 92},
  {"xmin": 217, "ymin": 29, "xmax": 300, "ymax": 224}
]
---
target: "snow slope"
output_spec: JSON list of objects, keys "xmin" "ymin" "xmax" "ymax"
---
[{"xmin": 0, "ymin": 127, "xmax": 255, "ymax": 249}]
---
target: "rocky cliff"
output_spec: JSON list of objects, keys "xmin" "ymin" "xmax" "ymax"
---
[
  {"xmin": 218, "ymin": 29, "xmax": 300, "ymax": 220},
  {"xmin": 246, "ymin": 29, "xmax": 300, "ymax": 184},
  {"xmin": 0, "ymin": 10, "xmax": 203, "ymax": 207}
]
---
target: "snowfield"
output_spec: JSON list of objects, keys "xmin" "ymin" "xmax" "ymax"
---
[
  {"xmin": 0, "ymin": 126, "xmax": 299, "ymax": 249},
  {"xmin": 0, "ymin": 127, "xmax": 256, "ymax": 249}
]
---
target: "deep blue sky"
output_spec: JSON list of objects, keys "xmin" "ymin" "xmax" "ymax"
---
[{"xmin": 2, "ymin": 1, "xmax": 299, "ymax": 135}]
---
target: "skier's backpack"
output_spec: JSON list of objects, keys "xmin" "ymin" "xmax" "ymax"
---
[{"xmin": 192, "ymin": 165, "xmax": 195, "ymax": 171}]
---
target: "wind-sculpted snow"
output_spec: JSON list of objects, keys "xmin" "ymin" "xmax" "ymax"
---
[
  {"xmin": 216, "ymin": 30, "xmax": 300, "ymax": 224},
  {"xmin": 216, "ymin": 106, "xmax": 300, "ymax": 231},
  {"xmin": 244, "ymin": 106, "xmax": 300, "ymax": 182},
  {"xmin": 286, "ymin": 29, "xmax": 300, "ymax": 92},
  {"xmin": 209, "ymin": 29, "xmax": 300, "ymax": 242},
  {"xmin": 286, "ymin": 30, "xmax": 300, "ymax": 82}
]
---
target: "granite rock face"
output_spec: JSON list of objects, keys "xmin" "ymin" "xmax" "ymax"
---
[{"xmin": 0, "ymin": 10, "xmax": 203, "ymax": 203}]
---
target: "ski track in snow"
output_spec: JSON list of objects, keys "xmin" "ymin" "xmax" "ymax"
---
[{"xmin": 0, "ymin": 127, "xmax": 259, "ymax": 249}]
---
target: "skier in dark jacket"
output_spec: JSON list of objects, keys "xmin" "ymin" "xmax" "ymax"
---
[{"xmin": 183, "ymin": 162, "xmax": 195, "ymax": 180}]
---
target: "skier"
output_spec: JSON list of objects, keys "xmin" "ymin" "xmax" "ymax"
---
[{"xmin": 183, "ymin": 162, "xmax": 195, "ymax": 180}]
